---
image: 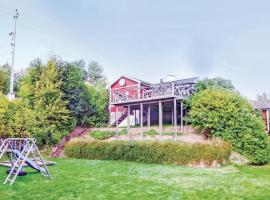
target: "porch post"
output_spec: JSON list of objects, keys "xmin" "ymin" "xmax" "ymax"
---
[
  {"xmin": 180, "ymin": 100, "xmax": 183, "ymax": 133},
  {"xmin": 116, "ymin": 106, "xmax": 119, "ymax": 138},
  {"xmin": 140, "ymin": 102, "xmax": 143, "ymax": 139},
  {"xmin": 147, "ymin": 105, "xmax": 151, "ymax": 130},
  {"xmin": 174, "ymin": 98, "xmax": 177, "ymax": 139},
  {"xmin": 159, "ymin": 100, "xmax": 163, "ymax": 139},
  {"xmin": 171, "ymin": 106, "xmax": 174, "ymax": 126},
  {"xmin": 127, "ymin": 105, "xmax": 131, "ymax": 141},
  {"xmin": 135, "ymin": 109, "xmax": 137, "ymax": 125},
  {"xmin": 267, "ymin": 109, "xmax": 269, "ymax": 133}
]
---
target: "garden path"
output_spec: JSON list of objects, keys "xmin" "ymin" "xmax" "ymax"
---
[{"xmin": 50, "ymin": 126, "xmax": 91, "ymax": 157}]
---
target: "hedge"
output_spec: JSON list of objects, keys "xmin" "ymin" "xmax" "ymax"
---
[{"xmin": 64, "ymin": 139, "xmax": 232, "ymax": 166}]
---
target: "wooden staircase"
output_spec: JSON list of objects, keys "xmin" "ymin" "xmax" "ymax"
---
[{"xmin": 110, "ymin": 107, "xmax": 148, "ymax": 127}]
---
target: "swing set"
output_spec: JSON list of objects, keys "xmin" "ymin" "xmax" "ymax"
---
[{"xmin": 0, "ymin": 138, "xmax": 52, "ymax": 185}]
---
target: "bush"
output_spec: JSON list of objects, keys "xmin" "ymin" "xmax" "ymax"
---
[
  {"xmin": 64, "ymin": 139, "xmax": 232, "ymax": 166},
  {"xmin": 90, "ymin": 130, "xmax": 114, "ymax": 140},
  {"xmin": 144, "ymin": 129, "xmax": 159, "ymax": 136},
  {"xmin": 188, "ymin": 88, "xmax": 269, "ymax": 165},
  {"xmin": 118, "ymin": 129, "xmax": 127, "ymax": 135},
  {"xmin": 267, "ymin": 137, "xmax": 270, "ymax": 164}
]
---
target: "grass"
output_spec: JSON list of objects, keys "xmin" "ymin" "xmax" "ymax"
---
[{"xmin": 1, "ymin": 158, "xmax": 270, "ymax": 199}]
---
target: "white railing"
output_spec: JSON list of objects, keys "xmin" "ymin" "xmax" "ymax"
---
[{"xmin": 111, "ymin": 81, "xmax": 195, "ymax": 104}]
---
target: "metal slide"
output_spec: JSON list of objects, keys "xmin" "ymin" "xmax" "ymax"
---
[
  {"xmin": 12, "ymin": 149, "xmax": 46, "ymax": 173},
  {"xmin": 0, "ymin": 138, "xmax": 52, "ymax": 185}
]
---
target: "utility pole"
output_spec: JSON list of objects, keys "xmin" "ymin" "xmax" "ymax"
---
[{"xmin": 8, "ymin": 9, "xmax": 19, "ymax": 101}]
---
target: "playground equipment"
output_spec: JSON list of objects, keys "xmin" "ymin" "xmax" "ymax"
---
[{"xmin": 0, "ymin": 138, "xmax": 52, "ymax": 185}]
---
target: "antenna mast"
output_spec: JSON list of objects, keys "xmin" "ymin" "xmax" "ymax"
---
[{"xmin": 8, "ymin": 9, "xmax": 19, "ymax": 101}]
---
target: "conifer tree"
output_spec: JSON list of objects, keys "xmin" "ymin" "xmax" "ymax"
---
[{"xmin": 33, "ymin": 60, "xmax": 71, "ymax": 144}]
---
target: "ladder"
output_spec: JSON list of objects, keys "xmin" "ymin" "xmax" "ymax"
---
[
  {"xmin": 30, "ymin": 141, "xmax": 52, "ymax": 178},
  {"xmin": 2, "ymin": 138, "xmax": 52, "ymax": 185},
  {"xmin": 0, "ymin": 140, "xmax": 7, "ymax": 159}
]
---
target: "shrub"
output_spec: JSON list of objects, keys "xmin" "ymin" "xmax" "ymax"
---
[
  {"xmin": 118, "ymin": 129, "xmax": 127, "ymax": 135},
  {"xmin": 0, "ymin": 95, "xmax": 35, "ymax": 138},
  {"xmin": 64, "ymin": 139, "xmax": 232, "ymax": 166},
  {"xmin": 90, "ymin": 130, "xmax": 114, "ymax": 140},
  {"xmin": 267, "ymin": 137, "xmax": 270, "ymax": 164},
  {"xmin": 188, "ymin": 88, "xmax": 269, "ymax": 165},
  {"xmin": 144, "ymin": 129, "xmax": 159, "ymax": 136}
]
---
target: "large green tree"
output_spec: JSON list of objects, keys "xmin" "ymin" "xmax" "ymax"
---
[
  {"xmin": 18, "ymin": 59, "xmax": 44, "ymax": 105},
  {"xmin": 188, "ymin": 88, "xmax": 269, "ymax": 165},
  {"xmin": 61, "ymin": 61, "xmax": 87, "ymax": 122},
  {"xmin": 87, "ymin": 61, "xmax": 107, "ymax": 87},
  {"xmin": 80, "ymin": 83, "xmax": 109, "ymax": 127},
  {"xmin": 32, "ymin": 60, "xmax": 71, "ymax": 144}
]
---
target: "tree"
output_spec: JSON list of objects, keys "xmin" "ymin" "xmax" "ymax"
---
[
  {"xmin": 0, "ymin": 92, "xmax": 9, "ymax": 137},
  {"xmin": 87, "ymin": 61, "xmax": 107, "ymax": 87},
  {"xmin": 32, "ymin": 60, "xmax": 71, "ymax": 144},
  {"xmin": 188, "ymin": 88, "xmax": 269, "ymax": 165},
  {"xmin": 61, "ymin": 62, "xmax": 86, "ymax": 121},
  {"xmin": 80, "ymin": 84, "xmax": 109, "ymax": 127},
  {"xmin": 195, "ymin": 77, "xmax": 235, "ymax": 93},
  {"xmin": 18, "ymin": 59, "xmax": 44, "ymax": 105},
  {"xmin": 0, "ymin": 64, "xmax": 10, "ymax": 94},
  {"xmin": 0, "ymin": 93, "xmax": 35, "ymax": 138}
]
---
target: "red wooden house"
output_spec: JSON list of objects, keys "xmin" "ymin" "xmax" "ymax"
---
[
  {"xmin": 252, "ymin": 100, "xmax": 270, "ymax": 133},
  {"xmin": 109, "ymin": 75, "xmax": 197, "ymax": 135}
]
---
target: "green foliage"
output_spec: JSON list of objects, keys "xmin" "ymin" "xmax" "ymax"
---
[
  {"xmin": 0, "ymin": 94, "xmax": 35, "ymax": 138},
  {"xmin": 118, "ymin": 129, "xmax": 127, "ymax": 135},
  {"xmin": 87, "ymin": 61, "xmax": 107, "ymax": 87},
  {"xmin": 2, "ymin": 57, "xmax": 109, "ymax": 145},
  {"xmin": 0, "ymin": 64, "xmax": 10, "ymax": 94},
  {"xmin": 144, "ymin": 129, "xmax": 159, "ymax": 136},
  {"xmin": 32, "ymin": 61, "xmax": 72, "ymax": 144},
  {"xmin": 267, "ymin": 137, "xmax": 270, "ymax": 164},
  {"xmin": 65, "ymin": 139, "xmax": 231, "ymax": 166},
  {"xmin": 91, "ymin": 130, "xmax": 114, "ymax": 140},
  {"xmin": 80, "ymin": 84, "xmax": 109, "ymax": 127},
  {"xmin": 18, "ymin": 61, "xmax": 44, "ymax": 104},
  {"xmin": 195, "ymin": 77, "xmax": 235, "ymax": 93},
  {"xmin": 61, "ymin": 62, "xmax": 86, "ymax": 119},
  {"xmin": 188, "ymin": 88, "xmax": 269, "ymax": 165}
]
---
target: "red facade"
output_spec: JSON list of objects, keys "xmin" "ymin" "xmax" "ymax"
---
[
  {"xmin": 110, "ymin": 76, "xmax": 150, "ymax": 112},
  {"xmin": 111, "ymin": 76, "xmax": 138, "ymax": 89},
  {"xmin": 262, "ymin": 110, "xmax": 269, "ymax": 131}
]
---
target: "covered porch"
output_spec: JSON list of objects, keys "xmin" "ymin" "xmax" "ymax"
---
[{"xmin": 112, "ymin": 98, "xmax": 187, "ymax": 139}]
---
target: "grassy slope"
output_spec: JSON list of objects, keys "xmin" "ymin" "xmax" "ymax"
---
[{"xmin": 0, "ymin": 158, "xmax": 270, "ymax": 200}]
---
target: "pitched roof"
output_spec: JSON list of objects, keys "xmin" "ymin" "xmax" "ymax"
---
[
  {"xmin": 251, "ymin": 100, "xmax": 270, "ymax": 109},
  {"xmin": 125, "ymin": 76, "xmax": 151, "ymax": 85},
  {"xmin": 110, "ymin": 76, "xmax": 198, "ymax": 87},
  {"xmin": 174, "ymin": 77, "xmax": 198, "ymax": 84}
]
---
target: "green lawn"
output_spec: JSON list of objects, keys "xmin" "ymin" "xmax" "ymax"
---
[{"xmin": 0, "ymin": 158, "xmax": 270, "ymax": 200}]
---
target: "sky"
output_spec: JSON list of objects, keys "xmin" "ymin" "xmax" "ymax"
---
[{"xmin": 0, "ymin": 0, "xmax": 270, "ymax": 99}]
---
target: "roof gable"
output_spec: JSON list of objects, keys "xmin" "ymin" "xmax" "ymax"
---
[{"xmin": 110, "ymin": 76, "xmax": 139, "ymax": 89}]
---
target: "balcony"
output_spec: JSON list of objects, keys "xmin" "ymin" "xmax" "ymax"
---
[{"xmin": 110, "ymin": 78, "xmax": 196, "ymax": 105}]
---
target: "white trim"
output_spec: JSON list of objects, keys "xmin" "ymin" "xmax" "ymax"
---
[{"xmin": 138, "ymin": 81, "xmax": 141, "ymax": 99}]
